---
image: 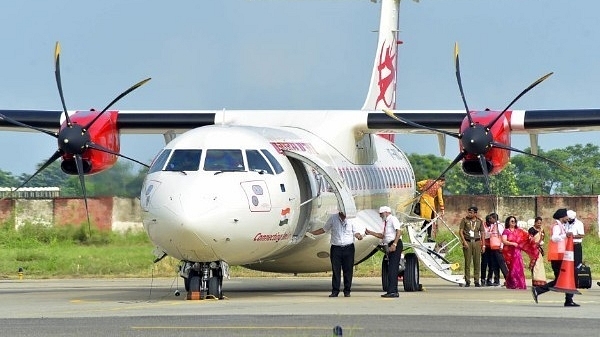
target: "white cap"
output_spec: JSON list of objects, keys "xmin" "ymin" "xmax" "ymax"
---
[
  {"xmin": 379, "ymin": 206, "xmax": 391, "ymax": 213},
  {"xmin": 567, "ymin": 210, "xmax": 576, "ymax": 220}
]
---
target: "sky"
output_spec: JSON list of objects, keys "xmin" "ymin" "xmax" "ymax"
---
[{"xmin": 1, "ymin": 0, "xmax": 600, "ymax": 176}]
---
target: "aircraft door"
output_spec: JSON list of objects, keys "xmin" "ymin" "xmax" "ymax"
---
[{"xmin": 283, "ymin": 151, "xmax": 356, "ymax": 218}]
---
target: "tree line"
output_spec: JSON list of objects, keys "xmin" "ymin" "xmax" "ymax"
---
[
  {"xmin": 0, "ymin": 143, "xmax": 597, "ymax": 197},
  {"xmin": 409, "ymin": 143, "xmax": 600, "ymax": 196},
  {"xmin": 0, "ymin": 161, "xmax": 147, "ymax": 198}
]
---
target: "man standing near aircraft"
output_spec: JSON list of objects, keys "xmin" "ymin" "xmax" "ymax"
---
[
  {"xmin": 310, "ymin": 212, "xmax": 363, "ymax": 297},
  {"xmin": 365, "ymin": 206, "xmax": 403, "ymax": 298}
]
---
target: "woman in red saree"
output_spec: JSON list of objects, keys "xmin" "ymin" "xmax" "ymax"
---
[{"xmin": 501, "ymin": 216, "xmax": 539, "ymax": 289}]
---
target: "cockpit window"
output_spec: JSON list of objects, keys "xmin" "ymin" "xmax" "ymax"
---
[
  {"xmin": 204, "ymin": 149, "xmax": 245, "ymax": 171},
  {"xmin": 165, "ymin": 149, "xmax": 202, "ymax": 171},
  {"xmin": 261, "ymin": 149, "xmax": 284, "ymax": 174},
  {"xmin": 148, "ymin": 149, "xmax": 171, "ymax": 174},
  {"xmin": 246, "ymin": 150, "xmax": 274, "ymax": 174}
]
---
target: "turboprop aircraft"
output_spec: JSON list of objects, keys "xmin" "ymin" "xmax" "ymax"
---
[{"xmin": 3, "ymin": 0, "xmax": 600, "ymax": 299}]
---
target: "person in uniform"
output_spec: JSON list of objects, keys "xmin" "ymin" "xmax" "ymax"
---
[{"xmin": 458, "ymin": 206, "xmax": 485, "ymax": 287}]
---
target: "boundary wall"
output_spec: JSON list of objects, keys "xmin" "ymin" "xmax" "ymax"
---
[{"xmin": 0, "ymin": 195, "xmax": 597, "ymax": 236}]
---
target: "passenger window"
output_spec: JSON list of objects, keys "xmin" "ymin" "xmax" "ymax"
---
[
  {"xmin": 261, "ymin": 149, "xmax": 284, "ymax": 174},
  {"xmin": 165, "ymin": 149, "xmax": 202, "ymax": 171},
  {"xmin": 204, "ymin": 149, "xmax": 245, "ymax": 171},
  {"xmin": 148, "ymin": 149, "xmax": 171, "ymax": 174},
  {"xmin": 246, "ymin": 150, "xmax": 274, "ymax": 174}
]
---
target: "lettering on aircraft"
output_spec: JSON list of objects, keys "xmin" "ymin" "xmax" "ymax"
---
[
  {"xmin": 279, "ymin": 207, "xmax": 291, "ymax": 226},
  {"xmin": 253, "ymin": 232, "xmax": 291, "ymax": 243},
  {"xmin": 270, "ymin": 142, "xmax": 318, "ymax": 154},
  {"xmin": 386, "ymin": 148, "xmax": 403, "ymax": 161},
  {"xmin": 376, "ymin": 38, "xmax": 397, "ymax": 109}
]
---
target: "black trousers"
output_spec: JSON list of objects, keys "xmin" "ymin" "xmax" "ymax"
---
[
  {"xmin": 574, "ymin": 242, "xmax": 583, "ymax": 281},
  {"xmin": 384, "ymin": 241, "xmax": 403, "ymax": 294},
  {"xmin": 535, "ymin": 260, "xmax": 574, "ymax": 303},
  {"xmin": 420, "ymin": 209, "xmax": 436, "ymax": 238},
  {"xmin": 487, "ymin": 249, "xmax": 508, "ymax": 281},
  {"xmin": 330, "ymin": 244, "xmax": 355, "ymax": 294}
]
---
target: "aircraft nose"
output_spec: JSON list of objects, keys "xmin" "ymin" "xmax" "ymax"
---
[{"xmin": 142, "ymin": 175, "xmax": 272, "ymax": 262}]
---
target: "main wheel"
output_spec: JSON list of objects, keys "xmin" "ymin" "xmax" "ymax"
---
[
  {"xmin": 381, "ymin": 257, "xmax": 389, "ymax": 292},
  {"xmin": 402, "ymin": 253, "xmax": 420, "ymax": 292},
  {"xmin": 208, "ymin": 276, "xmax": 223, "ymax": 299}
]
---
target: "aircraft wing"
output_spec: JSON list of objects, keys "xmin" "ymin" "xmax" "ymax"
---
[
  {"xmin": 366, "ymin": 109, "xmax": 600, "ymax": 134},
  {"xmin": 2, "ymin": 108, "xmax": 600, "ymax": 135},
  {"xmin": 0, "ymin": 110, "xmax": 216, "ymax": 134}
]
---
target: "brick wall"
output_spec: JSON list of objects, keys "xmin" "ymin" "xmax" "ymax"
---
[{"xmin": 1, "ymin": 195, "xmax": 598, "ymax": 236}]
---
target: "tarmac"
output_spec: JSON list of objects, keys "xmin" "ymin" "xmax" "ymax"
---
[{"xmin": 0, "ymin": 276, "xmax": 598, "ymax": 336}]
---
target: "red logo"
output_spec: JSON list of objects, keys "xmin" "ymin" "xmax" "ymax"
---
[{"xmin": 375, "ymin": 38, "xmax": 397, "ymax": 109}]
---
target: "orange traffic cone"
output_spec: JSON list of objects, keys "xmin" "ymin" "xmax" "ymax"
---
[{"xmin": 549, "ymin": 236, "xmax": 582, "ymax": 295}]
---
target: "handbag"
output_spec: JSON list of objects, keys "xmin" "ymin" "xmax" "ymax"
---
[{"xmin": 489, "ymin": 235, "xmax": 501, "ymax": 250}]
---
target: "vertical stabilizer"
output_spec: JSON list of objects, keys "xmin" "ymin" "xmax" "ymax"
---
[{"xmin": 361, "ymin": 0, "xmax": 400, "ymax": 111}]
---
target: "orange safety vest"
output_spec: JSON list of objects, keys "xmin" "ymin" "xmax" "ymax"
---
[{"xmin": 547, "ymin": 222, "xmax": 566, "ymax": 261}]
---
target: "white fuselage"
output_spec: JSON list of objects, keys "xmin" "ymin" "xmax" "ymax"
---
[{"xmin": 141, "ymin": 124, "xmax": 415, "ymax": 273}]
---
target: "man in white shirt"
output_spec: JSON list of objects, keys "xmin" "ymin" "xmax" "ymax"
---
[
  {"xmin": 365, "ymin": 206, "xmax": 403, "ymax": 298},
  {"xmin": 566, "ymin": 210, "xmax": 585, "ymax": 280},
  {"xmin": 310, "ymin": 211, "xmax": 363, "ymax": 297}
]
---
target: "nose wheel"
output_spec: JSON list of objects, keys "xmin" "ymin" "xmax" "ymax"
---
[{"xmin": 183, "ymin": 263, "xmax": 225, "ymax": 300}]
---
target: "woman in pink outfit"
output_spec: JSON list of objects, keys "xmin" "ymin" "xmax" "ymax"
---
[{"xmin": 501, "ymin": 216, "xmax": 539, "ymax": 289}]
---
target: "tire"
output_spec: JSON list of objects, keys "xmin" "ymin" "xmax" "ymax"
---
[
  {"xmin": 402, "ymin": 253, "xmax": 420, "ymax": 292},
  {"xmin": 184, "ymin": 276, "xmax": 190, "ymax": 292},
  {"xmin": 189, "ymin": 274, "xmax": 201, "ymax": 294},
  {"xmin": 208, "ymin": 276, "xmax": 222, "ymax": 299},
  {"xmin": 381, "ymin": 257, "xmax": 389, "ymax": 292}
]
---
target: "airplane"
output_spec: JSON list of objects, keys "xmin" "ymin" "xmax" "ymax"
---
[{"xmin": 2, "ymin": 0, "xmax": 600, "ymax": 300}]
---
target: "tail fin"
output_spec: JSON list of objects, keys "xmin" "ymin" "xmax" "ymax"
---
[{"xmin": 361, "ymin": 0, "xmax": 401, "ymax": 111}]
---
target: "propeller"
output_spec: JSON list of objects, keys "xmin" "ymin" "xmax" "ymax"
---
[
  {"xmin": 1, "ymin": 42, "xmax": 151, "ymax": 233},
  {"xmin": 387, "ymin": 42, "xmax": 563, "ymax": 199}
]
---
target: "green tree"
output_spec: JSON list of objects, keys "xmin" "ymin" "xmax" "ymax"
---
[{"xmin": 0, "ymin": 169, "xmax": 19, "ymax": 187}]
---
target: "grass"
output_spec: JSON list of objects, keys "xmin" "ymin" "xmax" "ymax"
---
[{"xmin": 0, "ymin": 221, "xmax": 598, "ymax": 280}]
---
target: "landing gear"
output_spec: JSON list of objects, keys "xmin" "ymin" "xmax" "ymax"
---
[
  {"xmin": 402, "ymin": 253, "xmax": 420, "ymax": 292},
  {"xmin": 180, "ymin": 261, "xmax": 227, "ymax": 300},
  {"xmin": 380, "ymin": 251, "xmax": 420, "ymax": 293}
]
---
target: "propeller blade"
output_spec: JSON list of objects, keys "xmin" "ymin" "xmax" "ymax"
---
[
  {"xmin": 6, "ymin": 151, "xmax": 63, "ymax": 200},
  {"xmin": 477, "ymin": 154, "xmax": 492, "ymax": 193},
  {"xmin": 383, "ymin": 109, "xmax": 460, "ymax": 139},
  {"xmin": 0, "ymin": 113, "xmax": 57, "ymax": 138},
  {"xmin": 454, "ymin": 42, "xmax": 474, "ymax": 126},
  {"xmin": 86, "ymin": 142, "xmax": 150, "ymax": 168},
  {"xmin": 490, "ymin": 141, "xmax": 569, "ymax": 171},
  {"xmin": 74, "ymin": 154, "xmax": 92, "ymax": 235},
  {"xmin": 84, "ymin": 78, "xmax": 151, "ymax": 131},
  {"xmin": 485, "ymin": 72, "xmax": 553, "ymax": 130},
  {"xmin": 54, "ymin": 42, "xmax": 72, "ymax": 127}
]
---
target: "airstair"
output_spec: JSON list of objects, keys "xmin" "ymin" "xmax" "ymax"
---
[{"xmin": 399, "ymin": 201, "xmax": 466, "ymax": 286}]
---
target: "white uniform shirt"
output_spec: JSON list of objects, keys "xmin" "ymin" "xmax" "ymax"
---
[
  {"xmin": 382, "ymin": 214, "xmax": 402, "ymax": 244},
  {"xmin": 566, "ymin": 218, "xmax": 585, "ymax": 243},
  {"xmin": 322, "ymin": 214, "xmax": 359, "ymax": 246}
]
